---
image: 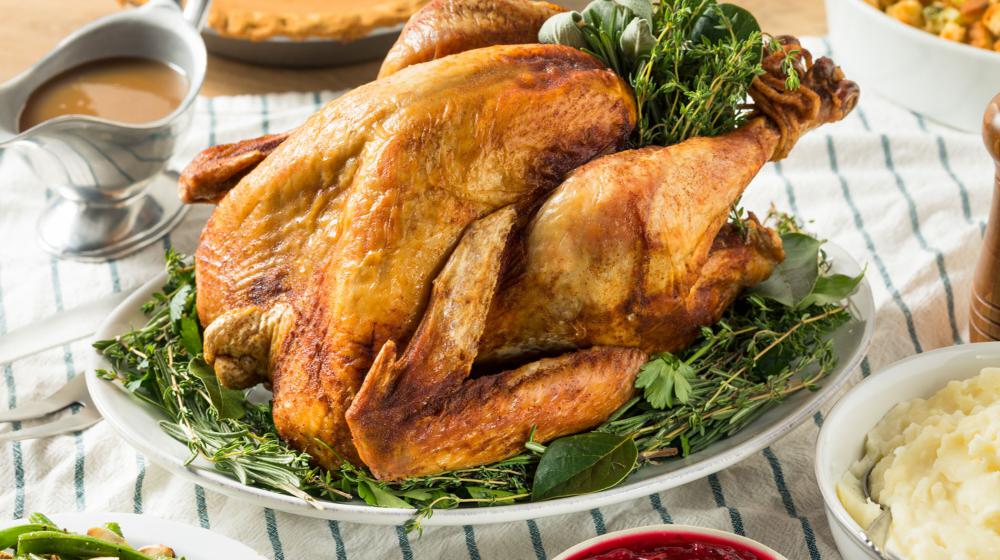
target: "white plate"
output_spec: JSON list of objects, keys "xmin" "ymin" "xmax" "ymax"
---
[
  {"xmin": 1, "ymin": 512, "xmax": 265, "ymax": 559},
  {"xmin": 88, "ymin": 242, "xmax": 874, "ymax": 526}
]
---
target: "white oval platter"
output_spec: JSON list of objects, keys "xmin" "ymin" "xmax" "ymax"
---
[{"xmin": 87, "ymin": 242, "xmax": 874, "ymax": 526}]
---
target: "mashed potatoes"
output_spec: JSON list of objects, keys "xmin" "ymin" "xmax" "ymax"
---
[{"xmin": 837, "ymin": 367, "xmax": 1000, "ymax": 560}]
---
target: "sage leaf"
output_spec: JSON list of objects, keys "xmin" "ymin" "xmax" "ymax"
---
[
  {"xmin": 188, "ymin": 358, "xmax": 245, "ymax": 420},
  {"xmin": 751, "ymin": 233, "xmax": 822, "ymax": 307},
  {"xmin": 582, "ymin": 0, "xmax": 616, "ymax": 28},
  {"xmin": 620, "ymin": 17, "xmax": 655, "ymax": 65},
  {"xmin": 614, "ymin": 0, "xmax": 653, "ymax": 23},
  {"xmin": 358, "ymin": 481, "xmax": 412, "ymax": 509},
  {"xmin": 531, "ymin": 432, "xmax": 638, "ymax": 501},
  {"xmin": 690, "ymin": 3, "xmax": 761, "ymax": 45},
  {"xmin": 798, "ymin": 271, "xmax": 864, "ymax": 309},
  {"xmin": 538, "ymin": 11, "xmax": 586, "ymax": 49},
  {"xmin": 466, "ymin": 486, "xmax": 519, "ymax": 503}
]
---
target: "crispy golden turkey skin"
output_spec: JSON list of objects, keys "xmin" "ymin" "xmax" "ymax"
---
[{"xmin": 196, "ymin": 43, "xmax": 637, "ymax": 466}]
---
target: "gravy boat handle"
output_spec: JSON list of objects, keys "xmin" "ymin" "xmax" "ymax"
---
[{"xmin": 182, "ymin": 0, "xmax": 209, "ymax": 29}]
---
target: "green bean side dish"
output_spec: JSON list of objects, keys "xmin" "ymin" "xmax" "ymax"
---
[
  {"xmin": 93, "ymin": 0, "xmax": 863, "ymax": 532},
  {"xmin": 1, "ymin": 513, "xmax": 181, "ymax": 560}
]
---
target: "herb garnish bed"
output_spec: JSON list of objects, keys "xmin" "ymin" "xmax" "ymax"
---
[{"xmin": 95, "ymin": 214, "xmax": 860, "ymax": 531}]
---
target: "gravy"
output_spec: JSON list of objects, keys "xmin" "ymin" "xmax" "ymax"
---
[{"xmin": 19, "ymin": 57, "xmax": 187, "ymax": 132}]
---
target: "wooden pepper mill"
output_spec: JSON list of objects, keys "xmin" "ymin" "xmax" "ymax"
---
[{"xmin": 971, "ymin": 93, "xmax": 1000, "ymax": 341}]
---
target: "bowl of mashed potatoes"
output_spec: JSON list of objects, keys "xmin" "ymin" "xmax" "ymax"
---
[{"xmin": 815, "ymin": 342, "xmax": 1000, "ymax": 560}]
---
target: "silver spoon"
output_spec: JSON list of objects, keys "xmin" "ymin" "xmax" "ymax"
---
[{"xmin": 861, "ymin": 463, "xmax": 903, "ymax": 560}]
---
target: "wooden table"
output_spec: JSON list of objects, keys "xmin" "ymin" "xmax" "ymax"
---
[{"xmin": 0, "ymin": 0, "xmax": 826, "ymax": 96}]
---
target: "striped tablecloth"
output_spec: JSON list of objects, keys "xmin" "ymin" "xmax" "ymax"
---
[{"xmin": 0, "ymin": 38, "xmax": 991, "ymax": 559}]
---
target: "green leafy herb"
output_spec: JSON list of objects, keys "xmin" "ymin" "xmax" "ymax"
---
[
  {"xmin": 752, "ymin": 232, "xmax": 863, "ymax": 309},
  {"xmin": 357, "ymin": 481, "xmax": 412, "ymax": 509},
  {"xmin": 751, "ymin": 232, "xmax": 822, "ymax": 307},
  {"xmin": 635, "ymin": 354, "xmax": 695, "ymax": 409},
  {"xmin": 531, "ymin": 432, "xmax": 638, "ymax": 501},
  {"xmin": 540, "ymin": 0, "xmax": 794, "ymax": 147}
]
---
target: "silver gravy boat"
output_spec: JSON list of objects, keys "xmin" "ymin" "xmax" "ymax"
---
[{"xmin": 0, "ymin": 0, "xmax": 207, "ymax": 261}]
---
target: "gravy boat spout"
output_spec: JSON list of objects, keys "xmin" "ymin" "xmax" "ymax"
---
[{"xmin": 0, "ymin": 0, "xmax": 207, "ymax": 261}]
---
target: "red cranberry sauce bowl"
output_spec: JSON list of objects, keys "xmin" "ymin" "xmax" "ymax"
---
[{"xmin": 561, "ymin": 529, "xmax": 779, "ymax": 560}]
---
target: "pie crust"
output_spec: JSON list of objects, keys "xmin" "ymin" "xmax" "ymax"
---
[{"xmin": 123, "ymin": 0, "xmax": 430, "ymax": 42}]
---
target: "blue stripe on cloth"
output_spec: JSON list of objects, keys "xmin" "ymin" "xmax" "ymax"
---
[
  {"xmin": 49, "ymin": 258, "xmax": 64, "ymax": 311},
  {"xmin": 261, "ymin": 96, "xmax": 270, "ymax": 135},
  {"xmin": 935, "ymin": 137, "xmax": 979, "ymax": 231},
  {"xmin": 313, "ymin": 91, "xmax": 322, "ymax": 108},
  {"xmin": 195, "ymin": 485, "xmax": 210, "ymax": 528},
  {"xmin": 327, "ymin": 521, "xmax": 347, "ymax": 560},
  {"xmin": 133, "ymin": 454, "xmax": 146, "ymax": 514},
  {"xmin": 879, "ymin": 134, "xmax": 962, "ymax": 345},
  {"xmin": 526, "ymin": 520, "xmax": 547, "ymax": 560},
  {"xmin": 773, "ymin": 161, "xmax": 800, "ymax": 216},
  {"xmin": 4, "ymin": 364, "xmax": 23, "ymax": 519},
  {"xmin": 649, "ymin": 493, "xmax": 672, "ymax": 524},
  {"xmin": 207, "ymin": 98, "xmax": 217, "ymax": 146},
  {"xmin": 855, "ymin": 107, "xmax": 871, "ymax": 131},
  {"xmin": 464, "ymin": 525, "xmax": 482, "ymax": 560},
  {"xmin": 74, "ymin": 430, "xmax": 86, "ymax": 511},
  {"xmin": 708, "ymin": 474, "xmax": 745, "ymax": 535},
  {"xmin": 590, "ymin": 508, "xmax": 607, "ymax": 535},
  {"xmin": 825, "ymin": 135, "xmax": 922, "ymax": 353},
  {"xmin": 908, "ymin": 111, "xmax": 981, "ymax": 232},
  {"xmin": 264, "ymin": 508, "xmax": 284, "ymax": 560},
  {"xmin": 50, "ymin": 258, "xmax": 87, "ymax": 512},
  {"xmin": 0, "ymin": 267, "xmax": 25, "ymax": 519},
  {"xmin": 762, "ymin": 448, "xmax": 821, "ymax": 560},
  {"xmin": 108, "ymin": 261, "xmax": 122, "ymax": 292},
  {"xmin": 819, "ymin": 37, "xmax": 833, "ymax": 57},
  {"xmin": 395, "ymin": 525, "xmax": 414, "ymax": 560}
]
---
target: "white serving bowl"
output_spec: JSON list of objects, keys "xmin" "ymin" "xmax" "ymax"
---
[
  {"xmin": 815, "ymin": 341, "xmax": 1000, "ymax": 560},
  {"xmin": 553, "ymin": 524, "xmax": 788, "ymax": 560},
  {"xmin": 826, "ymin": 0, "xmax": 1000, "ymax": 131}
]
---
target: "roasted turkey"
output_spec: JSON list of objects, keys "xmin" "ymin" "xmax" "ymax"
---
[{"xmin": 182, "ymin": 0, "xmax": 859, "ymax": 479}]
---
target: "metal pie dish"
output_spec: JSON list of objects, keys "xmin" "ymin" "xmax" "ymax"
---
[
  {"xmin": 814, "ymin": 341, "xmax": 1000, "ymax": 560},
  {"xmin": 201, "ymin": 25, "xmax": 404, "ymax": 68},
  {"xmin": 88, "ymin": 242, "xmax": 874, "ymax": 526}
]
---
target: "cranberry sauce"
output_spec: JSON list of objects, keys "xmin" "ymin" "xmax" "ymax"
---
[{"xmin": 564, "ymin": 530, "xmax": 776, "ymax": 560}]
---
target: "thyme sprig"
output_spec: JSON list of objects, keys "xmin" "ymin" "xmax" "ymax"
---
[{"xmin": 540, "ymin": 0, "xmax": 796, "ymax": 147}]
